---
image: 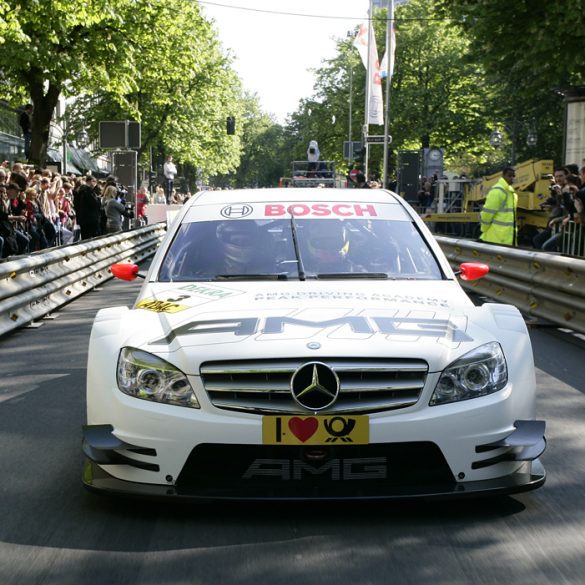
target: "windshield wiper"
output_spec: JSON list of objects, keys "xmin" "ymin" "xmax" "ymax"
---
[
  {"xmin": 214, "ymin": 273, "xmax": 289, "ymax": 281},
  {"xmin": 289, "ymin": 213, "xmax": 306, "ymax": 281},
  {"xmin": 314, "ymin": 272, "xmax": 390, "ymax": 280}
]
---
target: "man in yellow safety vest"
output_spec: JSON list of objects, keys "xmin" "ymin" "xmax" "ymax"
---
[{"xmin": 480, "ymin": 167, "xmax": 517, "ymax": 246}]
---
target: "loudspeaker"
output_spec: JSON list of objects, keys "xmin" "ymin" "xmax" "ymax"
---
[
  {"xmin": 113, "ymin": 151, "xmax": 137, "ymax": 202},
  {"xmin": 99, "ymin": 121, "xmax": 141, "ymax": 149},
  {"xmin": 397, "ymin": 150, "xmax": 421, "ymax": 202}
]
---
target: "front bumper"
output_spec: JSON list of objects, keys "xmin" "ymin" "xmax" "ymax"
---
[{"xmin": 82, "ymin": 421, "xmax": 546, "ymax": 501}]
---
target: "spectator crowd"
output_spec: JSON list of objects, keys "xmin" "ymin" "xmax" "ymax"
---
[
  {"xmin": 532, "ymin": 164, "xmax": 585, "ymax": 253},
  {"xmin": 0, "ymin": 161, "xmax": 148, "ymax": 260}
]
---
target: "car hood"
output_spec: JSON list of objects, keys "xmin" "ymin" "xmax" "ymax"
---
[{"xmin": 118, "ymin": 280, "xmax": 501, "ymax": 374}]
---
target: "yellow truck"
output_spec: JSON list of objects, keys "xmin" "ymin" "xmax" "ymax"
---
[{"xmin": 423, "ymin": 159, "xmax": 553, "ymax": 236}]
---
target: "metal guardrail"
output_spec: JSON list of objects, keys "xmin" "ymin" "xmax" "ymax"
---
[
  {"xmin": 0, "ymin": 224, "xmax": 166, "ymax": 337},
  {"xmin": 436, "ymin": 236, "xmax": 585, "ymax": 335},
  {"xmin": 1, "ymin": 224, "xmax": 583, "ymax": 338}
]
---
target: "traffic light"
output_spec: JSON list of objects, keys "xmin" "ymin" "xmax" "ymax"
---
[
  {"xmin": 354, "ymin": 145, "xmax": 366, "ymax": 163},
  {"xmin": 148, "ymin": 170, "xmax": 157, "ymax": 191},
  {"xmin": 226, "ymin": 116, "xmax": 236, "ymax": 135}
]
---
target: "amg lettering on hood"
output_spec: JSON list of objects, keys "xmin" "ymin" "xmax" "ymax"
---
[{"xmin": 151, "ymin": 315, "xmax": 472, "ymax": 345}]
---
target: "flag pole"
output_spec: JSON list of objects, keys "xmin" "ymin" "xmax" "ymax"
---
[
  {"xmin": 364, "ymin": 0, "xmax": 374, "ymax": 178},
  {"xmin": 382, "ymin": 0, "xmax": 394, "ymax": 190}
]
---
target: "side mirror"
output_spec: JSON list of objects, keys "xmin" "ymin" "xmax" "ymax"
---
[
  {"xmin": 111, "ymin": 263, "xmax": 141, "ymax": 281},
  {"xmin": 457, "ymin": 262, "xmax": 489, "ymax": 281}
]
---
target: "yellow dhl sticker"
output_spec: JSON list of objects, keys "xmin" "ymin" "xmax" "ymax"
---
[
  {"xmin": 135, "ymin": 299, "xmax": 188, "ymax": 313},
  {"xmin": 262, "ymin": 415, "xmax": 368, "ymax": 445}
]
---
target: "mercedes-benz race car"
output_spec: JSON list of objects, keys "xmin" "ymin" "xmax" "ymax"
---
[{"xmin": 83, "ymin": 187, "xmax": 546, "ymax": 500}]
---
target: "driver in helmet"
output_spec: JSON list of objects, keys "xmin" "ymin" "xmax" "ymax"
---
[
  {"xmin": 302, "ymin": 219, "xmax": 351, "ymax": 272},
  {"xmin": 215, "ymin": 220, "xmax": 267, "ymax": 274}
]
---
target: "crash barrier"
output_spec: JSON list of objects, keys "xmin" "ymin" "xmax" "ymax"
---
[
  {"xmin": 0, "ymin": 224, "xmax": 167, "ymax": 337},
  {"xmin": 560, "ymin": 221, "xmax": 584, "ymax": 258},
  {"xmin": 1, "ymin": 222, "xmax": 583, "ymax": 337},
  {"xmin": 436, "ymin": 236, "xmax": 585, "ymax": 335}
]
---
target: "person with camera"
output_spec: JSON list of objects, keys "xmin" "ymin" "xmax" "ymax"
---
[
  {"xmin": 540, "ymin": 170, "xmax": 579, "ymax": 252},
  {"xmin": 103, "ymin": 179, "xmax": 134, "ymax": 234},
  {"xmin": 307, "ymin": 140, "xmax": 320, "ymax": 176}
]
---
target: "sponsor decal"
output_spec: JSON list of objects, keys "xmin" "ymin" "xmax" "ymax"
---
[
  {"xmin": 265, "ymin": 203, "xmax": 378, "ymax": 218},
  {"xmin": 254, "ymin": 291, "xmax": 450, "ymax": 308},
  {"xmin": 242, "ymin": 457, "xmax": 387, "ymax": 481},
  {"xmin": 151, "ymin": 315, "xmax": 472, "ymax": 344},
  {"xmin": 136, "ymin": 299, "xmax": 188, "ymax": 313},
  {"xmin": 179, "ymin": 283, "xmax": 240, "ymax": 299},
  {"xmin": 220, "ymin": 204, "xmax": 253, "ymax": 218},
  {"xmin": 263, "ymin": 415, "xmax": 368, "ymax": 444}
]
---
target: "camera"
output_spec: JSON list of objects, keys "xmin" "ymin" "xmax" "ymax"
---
[
  {"xmin": 116, "ymin": 183, "xmax": 128, "ymax": 198},
  {"xmin": 124, "ymin": 203, "xmax": 134, "ymax": 219}
]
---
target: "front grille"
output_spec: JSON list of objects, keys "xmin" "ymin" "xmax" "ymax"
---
[
  {"xmin": 175, "ymin": 442, "xmax": 454, "ymax": 499},
  {"xmin": 200, "ymin": 358, "xmax": 427, "ymax": 414}
]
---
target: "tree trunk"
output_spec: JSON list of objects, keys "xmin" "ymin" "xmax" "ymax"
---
[{"xmin": 27, "ymin": 68, "xmax": 62, "ymax": 168}]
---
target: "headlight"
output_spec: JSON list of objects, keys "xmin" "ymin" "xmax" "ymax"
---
[
  {"xmin": 117, "ymin": 347, "xmax": 200, "ymax": 409},
  {"xmin": 429, "ymin": 342, "xmax": 507, "ymax": 406}
]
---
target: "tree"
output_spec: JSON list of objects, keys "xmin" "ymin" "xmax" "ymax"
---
[
  {"xmin": 0, "ymin": 0, "xmax": 243, "ymax": 175},
  {"xmin": 386, "ymin": 1, "xmax": 495, "ymax": 160},
  {"xmin": 229, "ymin": 93, "xmax": 287, "ymax": 188},
  {"xmin": 0, "ymin": 0, "xmax": 142, "ymax": 165},
  {"xmin": 437, "ymin": 0, "xmax": 585, "ymax": 91},
  {"xmin": 286, "ymin": 1, "xmax": 496, "ymax": 178},
  {"xmin": 435, "ymin": 0, "xmax": 575, "ymax": 164}
]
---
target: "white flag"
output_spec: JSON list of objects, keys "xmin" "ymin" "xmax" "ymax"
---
[
  {"xmin": 353, "ymin": 22, "xmax": 384, "ymax": 126},
  {"xmin": 380, "ymin": 22, "xmax": 396, "ymax": 79}
]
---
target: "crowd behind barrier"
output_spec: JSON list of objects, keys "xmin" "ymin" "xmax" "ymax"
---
[
  {"xmin": 0, "ymin": 160, "xmax": 197, "ymax": 262},
  {"xmin": 2, "ymin": 161, "xmax": 585, "ymax": 338}
]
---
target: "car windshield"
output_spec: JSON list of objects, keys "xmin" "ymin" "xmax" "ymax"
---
[{"xmin": 157, "ymin": 217, "xmax": 443, "ymax": 282}]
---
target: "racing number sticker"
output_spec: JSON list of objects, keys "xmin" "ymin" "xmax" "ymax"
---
[
  {"xmin": 263, "ymin": 415, "xmax": 369, "ymax": 445},
  {"xmin": 136, "ymin": 299, "xmax": 189, "ymax": 313}
]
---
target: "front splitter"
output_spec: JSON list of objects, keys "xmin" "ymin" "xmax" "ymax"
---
[{"xmin": 82, "ymin": 458, "xmax": 545, "ymax": 502}]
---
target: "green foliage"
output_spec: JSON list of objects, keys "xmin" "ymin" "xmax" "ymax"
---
[
  {"xmin": 0, "ymin": 0, "xmax": 576, "ymax": 180},
  {"xmin": 435, "ymin": 0, "xmax": 577, "ymax": 167},
  {"xmin": 0, "ymin": 0, "xmax": 243, "ymax": 175},
  {"xmin": 437, "ymin": 0, "xmax": 585, "ymax": 89},
  {"xmin": 285, "ymin": 0, "xmax": 569, "ymax": 178}
]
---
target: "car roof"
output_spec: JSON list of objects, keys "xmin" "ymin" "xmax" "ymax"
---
[{"xmin": 187, "ymin": 188, "xmax": 403, "ymax": 208}]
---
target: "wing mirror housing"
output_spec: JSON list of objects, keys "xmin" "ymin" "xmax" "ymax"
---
[
  {"xmin": 457, "ymin": 262, "xmax": 489, "ymax": 281},
  {"xmin": 111, "ymin": 263, "xmax": 144, "ymax": 281}
]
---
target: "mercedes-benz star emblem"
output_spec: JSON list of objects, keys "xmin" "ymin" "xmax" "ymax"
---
[{"xmin": 291, "ymin": 362, "xmax": 340, "ymax": 411}]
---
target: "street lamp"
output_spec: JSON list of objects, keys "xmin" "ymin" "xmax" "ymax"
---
[
  {"xmin": 489, "ymin": 129, "xmax": 503, "ymax": 148},
  {"xmin": 489, "ymin": 121, "xmax": 538, "ymax": 164},
  {"xmin": 76, "ymin": 128, "xmax": 90, "ymax": 149}
]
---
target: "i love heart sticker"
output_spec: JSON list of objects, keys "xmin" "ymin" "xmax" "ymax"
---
[{"xmin": 288, "ymin": 417, "xmax": 318, "ymax": 442}]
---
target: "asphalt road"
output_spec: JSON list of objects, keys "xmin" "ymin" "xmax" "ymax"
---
[{"xmin": 0, "ymin": 275, "xmax": 584, "ymax": 585}]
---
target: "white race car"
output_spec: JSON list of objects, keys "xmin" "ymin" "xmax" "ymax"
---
[{"xmin": 83, "ymin": 188, "xmax": 546, "ymax": 500}]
